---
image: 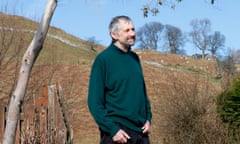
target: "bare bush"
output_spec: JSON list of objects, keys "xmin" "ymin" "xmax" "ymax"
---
[
  {"xmin": 160, "ymin": 75, "xmax": 229, "ymax": 144},
  {"xmin": 0, "ymin": 13, "xmax": 24, "ymax": 101}
]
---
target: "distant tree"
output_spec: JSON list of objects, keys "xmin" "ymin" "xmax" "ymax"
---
[
  {"xmin": 207, "ymin": 31, "xmax": 225, "ymax": 57},
  {"xmin": 2, "ymin": 0, "xmax": 57, "ymax": 143},
  {"xmin": 86, "ymin": 36, "xmax": 99, "ymax": 51},
  {"xmin": 136, "ymin": 22, "xmax": 164, "ymax": 50},
  {"xmin": 190, "ymin": 18, "xmax": 211, "ymax": 59},
  {"xmin": 232, "ymin": 49, "xmax": 240, "ymax": 64},
  {"xmin": 164, "ymin": 24, "xmax": 185, "ymax": 54},
  {"xmin": 221, "ymin": 48, "xmax": 236, "ymax": 82}
]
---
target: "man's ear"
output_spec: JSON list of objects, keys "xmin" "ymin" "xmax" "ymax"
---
[{"xmin": 110, "ymin": 32, "xmax": 118, "ymax": 41}]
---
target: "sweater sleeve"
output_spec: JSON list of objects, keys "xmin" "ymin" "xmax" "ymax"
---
[
  {"xmin": 143, "ymin": 78, "xmax": 152, "ymax": 122},
  {"xmin": 131, "ymin": 52, "xmax": 152, "ymax": 122},
  {"xmin": 87, "ymin": 56, "xmax": 120, "ymax": 137}
]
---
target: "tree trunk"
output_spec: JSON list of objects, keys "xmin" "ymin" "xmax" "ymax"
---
[{"xmin": 2, "ymin": 0, "xmax": 57, "ymax": 143}]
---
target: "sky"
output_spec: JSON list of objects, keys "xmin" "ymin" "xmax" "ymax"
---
[{"xmin": 0, "ymin": 0, "xmax": 239, "ymax": 55}]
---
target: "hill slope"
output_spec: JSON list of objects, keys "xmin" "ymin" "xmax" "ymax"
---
[{"xmin": 0, "ymin": 13, "xmax": 224, "ymax": 143}]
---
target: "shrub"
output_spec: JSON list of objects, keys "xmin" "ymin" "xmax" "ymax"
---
[
  {"xmin": 160, "ymin": 75, "xmax": 228, "ymax": 144},
  {"xmin": 217, "ymin": 77, "xmax": 240, "ymax": 143}
]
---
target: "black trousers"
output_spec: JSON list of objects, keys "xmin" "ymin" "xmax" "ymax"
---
[{"xmin": 100, "ymin": 123, "xmax": 150, "ymax": 144}]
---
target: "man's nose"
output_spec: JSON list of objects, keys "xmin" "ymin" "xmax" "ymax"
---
[{"xmin": 130, "ymin": 30, "xmax": 136, "ymax": 36}]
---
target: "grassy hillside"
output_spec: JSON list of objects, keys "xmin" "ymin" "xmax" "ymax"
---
[{"xmin": 0, "ymin": 13, "xmax": 228, "ymax": 143}]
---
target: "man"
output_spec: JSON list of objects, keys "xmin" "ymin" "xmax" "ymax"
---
[{"xmin": 88, "ymin": 15, "xmax": 152, "ymax": 144}]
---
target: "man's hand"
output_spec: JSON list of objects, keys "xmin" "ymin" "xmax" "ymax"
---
[
  {"xmin": 142, "ymin": 120, "xmax": 151, "ymax": 134},
  {"xmin": 112, "ymin": 129, "xmax": 130, "ymax": 143}
]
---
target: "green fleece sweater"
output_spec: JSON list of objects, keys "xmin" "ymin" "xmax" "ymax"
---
[{"xmin": 88, "ymin": 43, "xmax": 152, "ymax": 137}]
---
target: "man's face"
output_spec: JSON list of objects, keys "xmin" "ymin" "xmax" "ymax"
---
[{"xmin": 112, "ymin": 20, "xmax": 136, "ymax": 48}]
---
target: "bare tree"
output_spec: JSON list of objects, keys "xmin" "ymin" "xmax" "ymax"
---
[
  {"xmin": 0, "ymin": 14, "xmax": 23, "ymax": 101},
  {"xmin": 219, "ymin": 48, "xmax": 236, "ymax": 89},
  {"xmin": 207, "ymin": 31, "xmax": 225, "ymax": 57},
  {"xmin": 137, "ymin": 22, "xmax": 164, "ymax": 50},
  {"xmin": 2, "ymin": 0, "xmax": 57, "ymax": 143},
  {"xmin": 232, "ymin": 49, "xmax": 240, "ymax": 64},
  {"xmin": 141, "ymin": 0, "xmax": 215, "ymax": 17},
  {"xmin": 86, "ymin": 36, "xmax": 99, "ymax": 51},
  {"xmin": 190, "ymin": 18, "xmax": 211, "ymax": 59},
  {"xmin": 164, "ymin": 24, "xmax": 185, "ymax": 54}
]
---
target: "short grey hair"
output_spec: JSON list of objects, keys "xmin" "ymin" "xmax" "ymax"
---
[{"xmin": 108, "ymin": 15, "xmax": 132, "ymax": 34}]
